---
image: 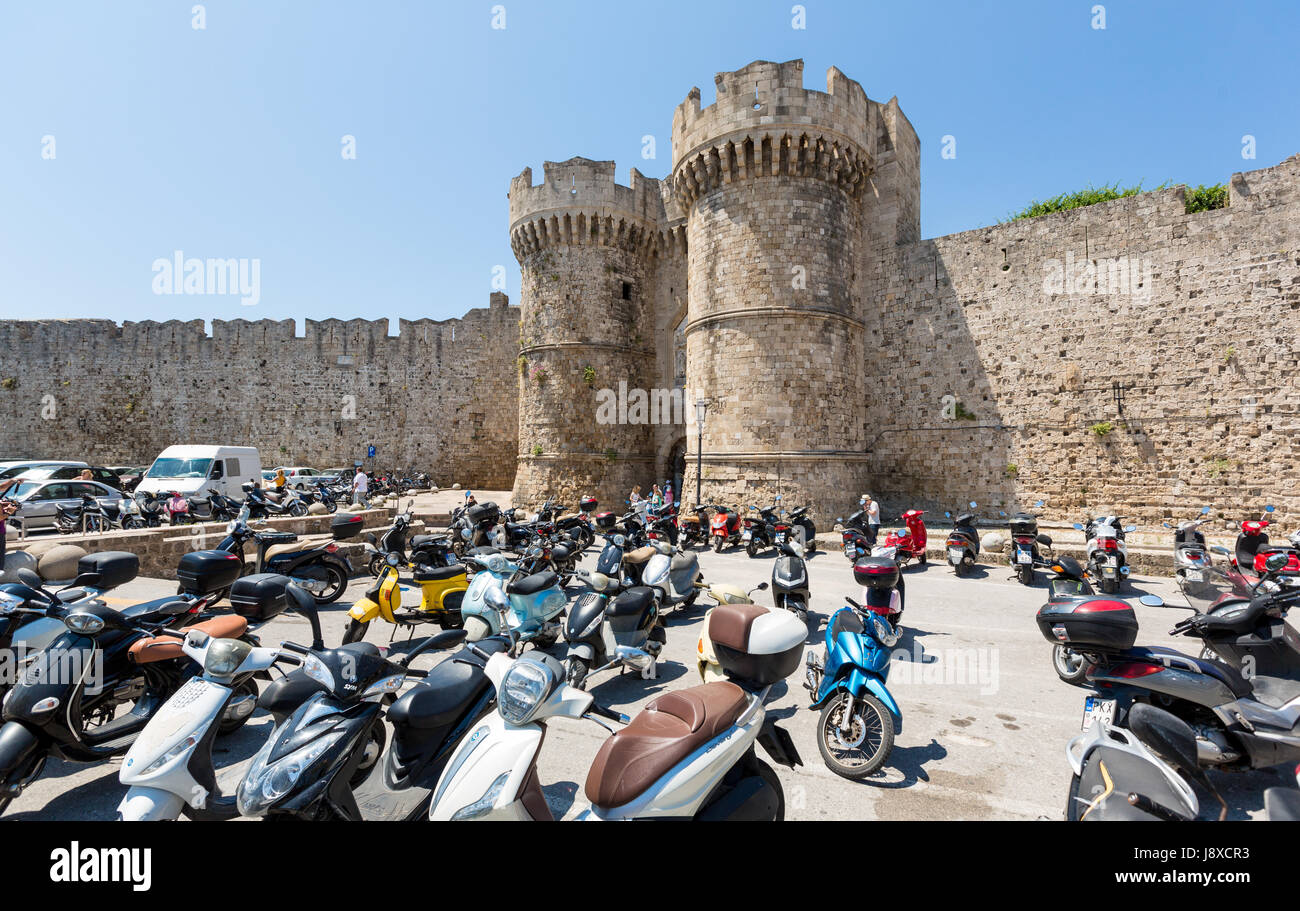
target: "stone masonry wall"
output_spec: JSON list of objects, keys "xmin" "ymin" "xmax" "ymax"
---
[
  {"xmin": 860, "ymin": 154, "xmax": 1300, "ymax": 527},
  {"xmin": 0, "ymin": 295, "xmax": 520, "ymax": 489}
]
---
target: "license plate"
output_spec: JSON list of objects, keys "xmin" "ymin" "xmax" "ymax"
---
[
  {"xmin": 948, "ymin": 547, "xmax": 964, "ymax": 562},
  {"xmin": 1016, "ymin": 551, "xmax": 1032, "ymax": 564},
  {"xmin": 1184, "ymin": 569, "xmax": 1203, "ymax": 582},
  {"xmin": 1081, "ymin": 696, "xmax": 1116, "ymax": 731},
  {"xmin": 1104, "ymin": 568, "xmax": 1116, "ymax": 577},
  {"xmin": 742, "ymin": 531, "xmax": 752, "ymax": 540},
  {"xmin": 775, "ymin": 534, "xmax": 786, "ymax": 544}
]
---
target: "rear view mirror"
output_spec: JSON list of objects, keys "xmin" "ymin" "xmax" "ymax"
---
[
  {"xmin": 970, "ymin": 502, "xmax": 978, "ymax": 509},
  {"xmin": 1265, "ymin": 504, "xmax": 1276, "ymax": 513},
  {"xmin": 1034, "ymin": 500, "xmax": 1045, "ymax": 508},
  {"xmin": 944, "ymin": 512, "xmax": 951, "ymax": 518},
  {"xmin": 1138, "ymin": 594, "xmax": 1165, "ymax": 607},
  {"xmin": 1200, "ymin": 506, "xmax": 1211, "ymax": 515},
  {"xmin": 1210, "ymin": 545, "xmax": 1230, "ymax": 556},
  {"xmin": 1124, "ymin": 525, "xmax": 1137, "ymax": 533},
  {"xmin": 16, "ymin": 568, "xmax": 42, "ymax": 589},
  {"xmin": 1265, "ymin": 552, "xmax": 1290, "ymax": 573},
  {"xmin": 1072, "ymin": 523, "xmax": 1084, "ymax": 531}
]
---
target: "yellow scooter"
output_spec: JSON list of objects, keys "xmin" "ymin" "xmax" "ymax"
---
[{"xmin": 343, "ymin": 553, "xmax": 469, "ymax": 644}]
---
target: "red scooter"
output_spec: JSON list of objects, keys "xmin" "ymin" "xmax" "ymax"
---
[
  {"xmin": 1226, "ymin": 504, "xmax": 1300, "ymax": 591},
  {"xmin": 708, "ymin": 504, "xmax": 744, "ymax": 553},
  {"xmin": 873, "ymin": 509, "xmax": 928, "ymax": 567}
]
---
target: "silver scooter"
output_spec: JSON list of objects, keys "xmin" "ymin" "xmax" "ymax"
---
[{"xmin": 640, "ymin": 540, "xmax": 702, "ymax": 612}]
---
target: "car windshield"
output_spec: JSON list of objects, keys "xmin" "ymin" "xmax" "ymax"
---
[{"xmin": 146, "ymin": 458, "xmax": 214, "ymax": 480}]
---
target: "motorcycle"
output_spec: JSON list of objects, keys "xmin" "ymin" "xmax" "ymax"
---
[
  {"xmin": 0, "ymin": 553, "xmax": 256, "ymax": 816},
  {"xmin": 1075, "ymin": 515, "xmax": 1137, "ymax": 594},
  {"xmin": 343, "ymin": 554, "xmax": 467, "ymax": 645},
  {"xmin": 1042, "ymin": 556, "xmax": 1096, "ymax": 684},
  {"xmin": 837, "ymin": 499, "xmax": 872, "ymax": 562},
  {"xmin": 709, "ymin": 504, "xmax": 745, "ymax": 553},
  {"xmin": 1228, "ymin": 504, "xmax": 1300, "ymax": 591},
  {"xmin": 309, "ymin": 480, "xmax": 342, "ymax": 514},
  {"xmin": 1164, "ymin": 505, "xmax": 1218, "ymax": 602},
  {"xmin": 54, "ymin": 493, "xmax": 109, "ymax": 534},
  {"xmin": 209, "ymin": 505, "xmax": 353, "ymax": 604},
  {"xmin": 872, "ymin": 509, "xmax": 927, "ymax": 568},
  {"xmin": 1036, "ymin": 563, "xmax": 1300, "ymax": 771},
  {"xmin": 241, "ymin": 483, "xmax": 308, "ymax": 520},
  {"xmin": 771, "ymin": 540, "xmax": 810, "ymax": 624},
  {"xmin": 1008, "ymin": 501, "xmax": 1052, "ymax": 585},
  {"xmin": 458, "ymin": 551, "xmax": 566, "ymax": 647},
  {"xmin": 116, "ymin": 576, "xmax": 326, "ymax": 820},
  {"xmin": 235, "ymin": 628, "xmax": 484, "ymax": 820},
  {"xmin": 943, "ymin": 502, "xmax": 981, "ymax": 576},
  {"xmin": 677, "ymin": 504, "xmax": 711, "ymax": 548},
  {"xmin": 562, "ymin": 569, "xmax": 665, "ymax": 688},
  {"xmin": 804, "ymin": 560, "xmax": 904, "ymax": 779},
  {"xmin": 429, "ymin": 592, "xmax": 804, "ymax": 821},
  {"xmin": 641, "ymin": 539, "xmax": 703, "ymax": 612},
  {"xmin": 742, "ymin": 499, "xmax": 782, "ymax": 558}
]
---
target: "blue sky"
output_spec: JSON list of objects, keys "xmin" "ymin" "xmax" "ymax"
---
[{"xmin": 1, "ymin": 0, "xmax": 1297, "ymax": 326}]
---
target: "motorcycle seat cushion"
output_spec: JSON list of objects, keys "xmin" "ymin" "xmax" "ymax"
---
[
  {"xmin": 128, "ymin": 614, "xmax": 249, "ymax": 664},
  {"xmin": 263, "ymin": 533, "xmax": 331, "ymax": 560},
  {"xmin": 410, "ymin": 535, "xmax": 444, "ymax": 548},
  {"xmin": 623, "ymin": 546, "xmax": 656, "ymax": 565},
  {"xmin": 506, "ymin": 571, "xmax": 558, "ymax": 596},
  {"xmin": 608, "ymin": 586, "xmax": 656, "ymax": 618},
  {"xmin": 584, "ymin": 682, "xmax": 748, "ymax": 810},
  {"xmin": 387, "ymin": 642, "xmax": 507, "ymax": 730},
  {"xmin": 413, "ymin": 564, "xmax": 467, "ymax": 583}
]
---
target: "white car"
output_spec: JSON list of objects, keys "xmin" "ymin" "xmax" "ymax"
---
[
  {"xmin": 272, "ymin": 467, "xmax": 323, "ymax": 490},
  {"xmin": 5, "ymin": 479, "xmax": 124, "ymax": 532}
]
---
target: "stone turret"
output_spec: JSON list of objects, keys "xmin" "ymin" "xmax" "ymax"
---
[
  {"xmin": 508, "ymin": 158, "xmax": 667, "ymax": 508},
  {"xmin": 670, "ymin": 59, "xmax": 879, "ymax": 509}
]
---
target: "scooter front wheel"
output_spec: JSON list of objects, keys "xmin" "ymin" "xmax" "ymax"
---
[
  {"xmin": 565, "ymin": 656, "xmax": 590, "ymax": 690},
  {"xmin": 746, "ymin": 540, "xmax": 759, "ymax": 558},
  {"xmin": 713, "ymin": 537, "xmax": 724, "ymax": 553},
  {"xmin": 817, "ymin": 692, "xmax": 894, "ymax": 780},
  {"xmin": 343, "ymin": 618, "xmax": 370, "ymax": 644}
]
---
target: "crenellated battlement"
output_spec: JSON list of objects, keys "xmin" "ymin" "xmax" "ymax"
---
[{"xmin": 670, "ymin": 60, "xmax": 877, "ymax": 208}]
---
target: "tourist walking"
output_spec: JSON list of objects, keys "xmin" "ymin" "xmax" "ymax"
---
[
  {"xmin": 352, "ymin": 468, "xmax": 371, "ymax": 509},
  {"xmin": 864, "ymin": 492, "xmax": 881, "ymax": 546}
]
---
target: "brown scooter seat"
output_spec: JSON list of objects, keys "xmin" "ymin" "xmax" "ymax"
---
[
  {"xmin": 584, "ymin": 682, "xmax": 748, "ymax": 810},
  {"xmin": 128, "ymin": 615, "xmax": 249, "ymax": 664},
  {"xmin": 263, "ymin": 533, "xmax": 331, "ymax": 560},
  {"xmin": 623, "ymin": 546, "xmax": 656, "ymax": 565}
]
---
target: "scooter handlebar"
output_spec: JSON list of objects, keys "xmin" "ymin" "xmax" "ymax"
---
[{"xmin": 586, "ymin": 702, "xmax": 630, "ymax": 724}]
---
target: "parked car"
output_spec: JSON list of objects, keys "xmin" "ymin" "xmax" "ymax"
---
[
  {"xmin": 135, "ymin": 445, "xmax": 262, "ymax": 500},
  {"xmin": 272, "ymin": 466, "xmax": 323, "ymax": 490},
  {"xmin": 4, "ymin": 479, "xmax": 124, "ymax": 532},
  {"xmin": 25, "ymin": 464, "xmax": 125, "ymax": 491},
  {"xmin": 0, "ymin": 460, "xmax": 88, "ymax": 481},
  {"xmin": 111, "ymin": 466, "xmax": 147, "ymax": 492}
]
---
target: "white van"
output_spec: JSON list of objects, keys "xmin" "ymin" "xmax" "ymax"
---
[{"xmin": 135, "ymin": 446, "xmax": 262, "ymax": 499}]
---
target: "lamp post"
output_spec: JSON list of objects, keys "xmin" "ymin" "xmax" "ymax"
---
[{"xmin": 694, "ymin": 399, "xmax": 710, "ymax": 508}]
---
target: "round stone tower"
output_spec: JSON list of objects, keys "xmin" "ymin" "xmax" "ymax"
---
[
  {"xmin": 508, "ymin": 158, "xmax": 664, "ymax": 509},
  {"xmin": 671, "ymin": 59, "xmax": 876, "ymax": 512}
]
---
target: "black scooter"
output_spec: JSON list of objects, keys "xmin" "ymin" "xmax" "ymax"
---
[
  {"xmin": 0, "ymin": 554, "xmax": 256, "ymax": 816},
  {"xmin": 771, "ymin": 541, "xmax": 810, "ymax": 624},
  {"xmin": 237, "ymin": 629, "xmax": 507, "ymax": 820},
  {"xmin": 562, "ymin": 570, "xmax": 664, "ymax": 689},
  {"xmin": 213, "ymin": 505, "xmax": 352, "ymax": 604},
  {"xmin": 943, "ymin": 502, "xmax": 981, "ymax": 576}
]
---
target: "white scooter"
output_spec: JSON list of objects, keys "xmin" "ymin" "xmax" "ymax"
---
[
  {"xmin": 1074, "ymin": 515, "xmax": 1137, "ymax": 594},
  {"xmin": 116, "ymin": 577, "xmax": 324, "ymax": 821},
  {"xmin": 428, "ymin": 587, "xmax": 805, "ymax": 821},
  {"xmin": 640, "ymin": 540, "xmax": 702, "ymax": 611}
]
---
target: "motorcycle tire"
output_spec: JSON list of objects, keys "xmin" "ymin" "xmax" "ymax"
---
[
  {"xmin": 312, "ymin": 564, "xmax": 349, "ymax": 605},
  {"xmin": 1053, "ymin": 645, "xmax": 1090, "ymax": 685},
  {"xmin": 565, "ymin": 656, "xmax": 590, "ymax": 690},
  {"xmin": 746, "ymin": 540, "xmax": 759, "ymax": 558},
  {"xmin": 1100, "ymin": 578, "xmax": 1119, "ymax": 594},
  {"xmin": 348, "ymin": 724, "xmax": 387, "ymax": 789},
  {"xmin": 952, "ymin": 560, "xmax": 966, "ymax": 577},
  {"xmin": 289, "ymin": 502, "xmax": 308, "ymax": 518},
  {"xmin": 343, "ymin": 618, "xmax": 369, "ymax": 645},
  {"xmin": 713, "ymin": 537, "xmax": 724, "ymax": 553},
  {"xmin": 324, "ymin": 499, "xmax": 338, "ymax": 514},
  {"xmin": 918, "ymin": 551, "xmax": 927, "ymax": 564},
  {"xmin": 1017, "ymin": 564, "xmax": 1033, "ymax": 585},
  {"xmin": 817, "ymin": 692, "xmax": 894, "ymax": 780}
]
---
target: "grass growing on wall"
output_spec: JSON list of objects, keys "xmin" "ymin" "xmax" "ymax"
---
[
  {"xmin": 1006, "ymin": 181, "xmax": 1228, "ymax": 221},
  {"xmin": 1184, "ymin": 183, "xmax": 1228, "ymax": 214}
]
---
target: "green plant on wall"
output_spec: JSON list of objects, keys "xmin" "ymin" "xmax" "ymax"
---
[
  {"xmin": 1184, "ymin": 183, "xmax": 1228, "ymax": 214},
  {"xmin": 954, "ymin": 401, "xmax": 977, "ymax": 421},
  {"xmin": 531, "ymin": 444, "xmax": 543, "ymax": 457},
  {"xmin": 1223, "ymin": 344, "xmax": 1236, "ymax": 363},
  {"xmin": 1005, "ymin": 463, "xmax": 1019, "ymax": 479},
  {"xmin": 604, "ymin": 448, "xmax": 617, "ymax": 461},
  {"xmin": 0, "ymin": 377, "xmax": 16, "ymax": 390},
  {"xmin": 583, "ymin": 365, "xmax": 596, "ymax": 387},
  {"xmin": 1207, "ymin": 456, "xmax": 1233, "ymax": 479},
  {"xmin": 517, "ymin": 355, "xmax": 527, "ymax": 376},
  {"xmin": 1090, "ymin": 421, "xmax": 1114, "ymax": 438}
]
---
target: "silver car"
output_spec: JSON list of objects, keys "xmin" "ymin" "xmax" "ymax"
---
[{"xmin": 4, "ymin": 479, "xmax": 124, "ymax": 533}]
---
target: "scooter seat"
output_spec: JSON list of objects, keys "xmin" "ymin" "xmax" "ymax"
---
[
  {"xmin": 388, "ymin": 639, "xmax": 510, "ymax": 730},
  {"xmin": 263, "ymin": 533, "xmax": 331, "ymax": 561},
  {"xmin": 608, "ymin": 586, "xmax": 655, "ymax": 618},
  {"xmin": 506, "ymin": 571, "xmax": 558, "ymax": 596},
  {"xmin": 413, "ymin": 564, "xmax": 467, "ymax": 583},
  {"xmin": 128, "ymin": 614, "xmax": 248, "ymax": 664},
  {"xmin": 623, "ymin": 546, "xmax": 656, "ymax": 565},
  {"xmin": 584, "ymin": 682, "xmax": 749, "ymax": 810},
  {"xmin": 1126, "ymin": 646, "xmax": 1254, "ymax": 699},
  {"xmin": 410, "ymin": 535, "xmax": 443, "ymax": 548}
]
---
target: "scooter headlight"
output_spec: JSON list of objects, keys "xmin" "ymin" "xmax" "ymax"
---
[
  {"xmin": 236, "ymin": 728, "xmax": 343, "ymax": 817},
  {"xmin": 64, "ymin": 611, "xmax": 104, "ymax": 634},
  {"xmin": 361, "ymin": 674, "xmax": 405, "ymax": 698},
  {"xmin": 498, "ymin": 658, "xmax": 553, "ymax": 726},
  {"xmin": 204, "ymin": 638, "xmax": 251, "ymax": 678},
  {"xmin": 301, "ymin": 653, "xmax": 335, "ymax": 691},
  {"xmin": 451, "ymin": 771, "xmax": 511, "ymax": 821}
]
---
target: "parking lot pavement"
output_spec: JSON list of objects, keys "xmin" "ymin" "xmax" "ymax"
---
[{"xmin": 3, "ymin": 547, "xmax": 1285, "ymax": 821}]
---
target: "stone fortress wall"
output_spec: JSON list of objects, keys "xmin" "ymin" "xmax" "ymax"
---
[{"xmin": 0, "ymin": 293, "xmax": 520, "ymax": 489}]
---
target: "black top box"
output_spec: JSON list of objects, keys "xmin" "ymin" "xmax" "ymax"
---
[
  {"xmin": 229, "ymin": 573, "xmax": 291, "ymax": 621},
  {"xmin": 76, "ymin": 551, "xmax": 139, "ymax": 590},
  {"xmin": 579, "ymin": 496, "xmax": 598, "ymax": 513},
  {"xmin": 594, "ymin": 511, "xmax": 617, "ymax": 529},
  {"xmin": 330, "ymin": 513, "xmax": 366, "ymax": 540},
  {"xmin": 1035, "ymin": 597, "xmax": 1138, "ymax": 652},
  {"xmin": 177, "ymin": 550, "xmax": 245, "ymax": 596},
  {"xmin": 467, "ymin": 502, "xmax": 499, "ymax": 527}
]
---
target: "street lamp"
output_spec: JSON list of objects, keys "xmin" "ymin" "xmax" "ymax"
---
[{"xmin": 694, "ymin": 399, "xmax": 710, "ymax": 508}]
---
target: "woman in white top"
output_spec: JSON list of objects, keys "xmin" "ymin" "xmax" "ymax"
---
[{"xmin": 864, "ymin": 493, "xmax": 881, "ymax": 545}]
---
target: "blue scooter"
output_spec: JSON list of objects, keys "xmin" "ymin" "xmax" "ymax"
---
[
  {"xmin": 460, "ymin": 551, "xmax": 567, "ymax": 649},
  {"xmin": 803, "ymin": 557, "xmax": 904, "ymax": 779}
]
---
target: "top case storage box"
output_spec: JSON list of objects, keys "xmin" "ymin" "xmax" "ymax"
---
[
  {"xmin": 579, "ymin": 496, "xmax": 598, "ymax": 513},
  {"xmin": 177, "ymin": 550, "xmax": 245, "ymax": 596},
  {"xmin": 707, "ymin": 602, "xmax": 805, "ymax": 686},
  {"xmin": 76, "ymin": 551, "xmax": 139, "ymax": 590},
  {"xmin": 594, "ymin": 511, "xmax": 617, "ymax": 530},
  {"xmin": 466, "ymin": 502, "xmax": 500, "ymax": 528},
  {"xmin": 1035, "ymin": 597, "xmax": 1138, "ymax": 651},
  {"xmin": 229, "ymin": 573, "xmax": 292, "ymax": 621},
  {"xmin": 1008, "ymin": 514, "xmax": 1039, "ymax": 538},
  {"xmin": 853, "ymin": 557, "xmax": 899, "ymax": 590},
  {"xmin": 330, "ymin": 513, "xmax": 366, "ymax": 541}
]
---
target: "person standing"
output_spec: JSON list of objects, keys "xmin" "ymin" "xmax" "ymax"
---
[
  {"xmin": 664, "ymin": 481, "xmax": 674, "ymax": 509},
  {"xmin": 630, "ymin": 484, "xmax": 645, "ymax": 516},
  {"xmin": 650, "ymin": 484, "xmax": 663, "ymax": 509},
  {"xmin": 352, "ymin": 468, "xmax": 370, "ymax": 509},
  {"xmin": 864, "ymin": 493, "xmax": 881, "ymax": 546},
  {"xmin": 0, "ymin": 479, "xmax": 19, "ymax": 567}
]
